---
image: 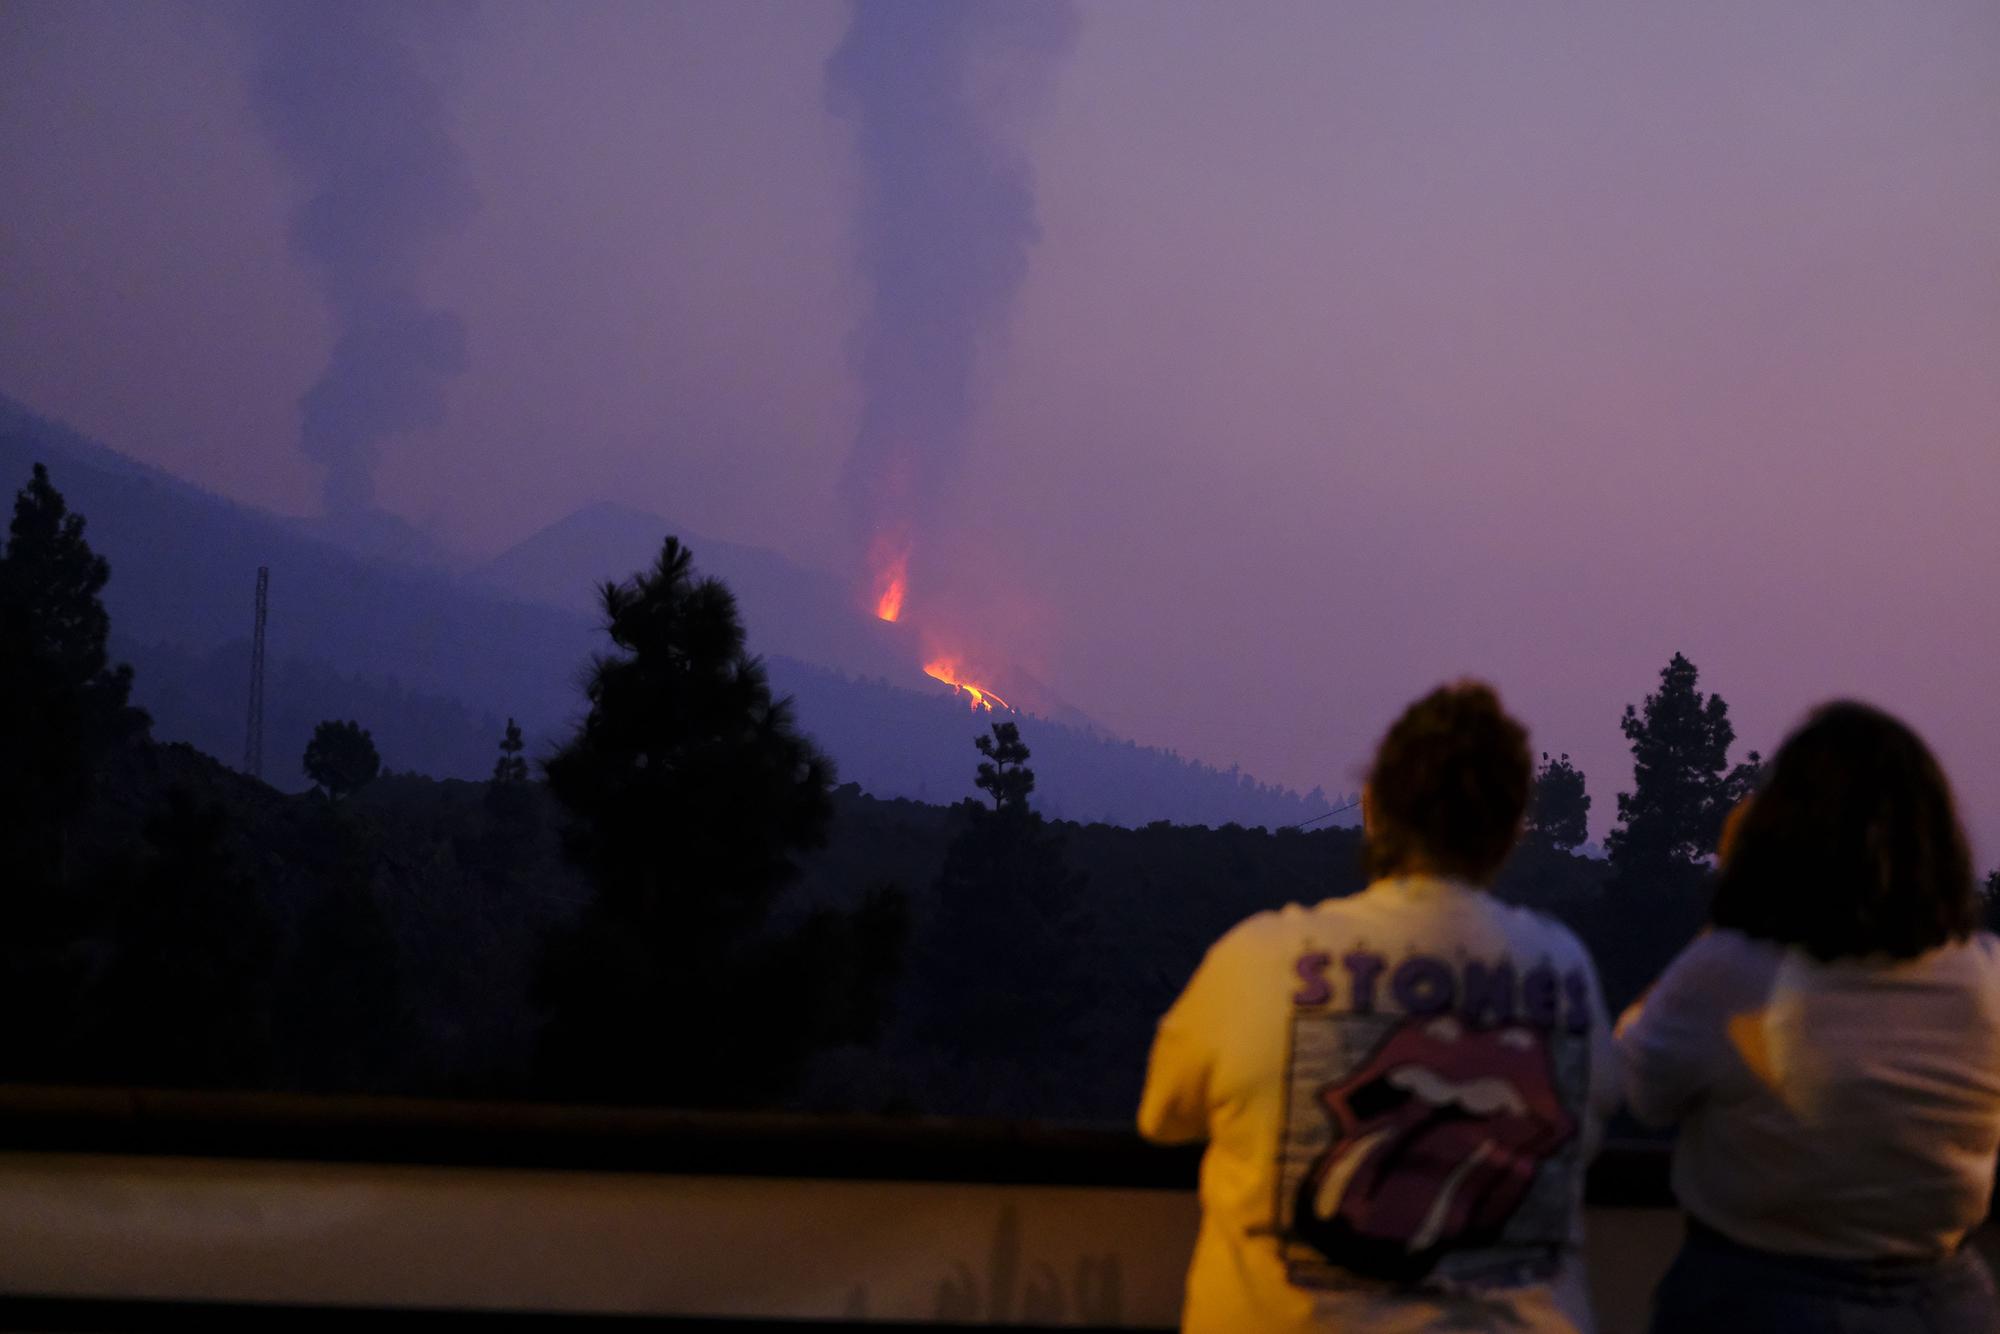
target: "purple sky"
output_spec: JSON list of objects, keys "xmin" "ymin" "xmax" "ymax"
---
[{"xmin": 4, "ymin": 2, "xmax": 1998, "ymax": 859}]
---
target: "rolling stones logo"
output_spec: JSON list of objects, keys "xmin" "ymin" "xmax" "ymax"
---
[{"xmin": 1290, "ymin": 1014, "xmax": 1576, "ymax": 1283}]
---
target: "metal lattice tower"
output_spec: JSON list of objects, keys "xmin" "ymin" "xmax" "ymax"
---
[{"xmin": 244, "ymin": 565, "xmax": 269, "ymax": 778}]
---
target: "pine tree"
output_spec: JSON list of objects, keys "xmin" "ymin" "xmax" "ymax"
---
[
  {"xmin": 0, "ymin": 464, "xmax": 151, "ymax": 1080},
  {"xmin": 1525, "ymin": 752, "xmax": 1590, "ymax": 852},
  {"xmin": 536, "ymin": 537, "xmax": 893, "ymax": 1104},
  {"xmin": 0, "ymin": 462, "xmax": 149, "ymax": 882},
  {"xmin": 1589, "ymin": 653, "xmax": 1760, "ymax": 1010},
  {"xmin": 975, "ymin": 720, "xmax": 1034, "ymax": 814},
  {"xmin": 543, "ymin": 538, "xmax": 832, "ymax": 931},
  {"xmin": 482, "ymin": 716, "xmax": 535, "ymax": 829},
  {"xmin": 1606, "ymin": 653, "xmax": 1759, "ymax": 877},
  {"xmin": 491, "ymin": 717, "xmax": 528, "ymax": 784},
  {"xmin": 917, "ymin": 722, "xmax": 1093, "ymax": 1078}
]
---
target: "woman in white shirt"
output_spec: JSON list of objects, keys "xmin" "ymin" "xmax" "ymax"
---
[{"xmin": 1618, "ymin": 700, "xmax": 2000, "ymax": 1332}]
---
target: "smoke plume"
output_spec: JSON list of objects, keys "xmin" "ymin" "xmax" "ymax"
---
[
  {"xmin": 826, "ymin": 0, "xmax": 1078, "ymax": 606},
  {"xmin": 245, "ymin": 1, "xmax": 477, "ymax": 515}
]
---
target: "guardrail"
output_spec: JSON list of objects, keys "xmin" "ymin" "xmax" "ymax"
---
[{"xmin": 0, "ymin": 1086, "xmax": 1677, "ymax": 1331}]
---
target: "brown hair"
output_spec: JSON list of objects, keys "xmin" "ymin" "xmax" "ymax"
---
[
  {"xmin": 1710, "ymin": 701, "xmax": 1977, "ymax": 962},
  {"xmin": 1365, "ymin": 681, "xmax": 1532, "ymax": 884}
]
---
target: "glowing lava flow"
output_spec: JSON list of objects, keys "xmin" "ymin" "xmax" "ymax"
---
[
  {"xmin": 875, "ymin": 573, "xmax": 905, "ymax": 622},
  {"xmin": 925, "ymin": 659, "xmax": 1012, "ymax": 712},
  {"xmin": 871, "ymin": 548, "xmax": 908, "ymax": 622}
]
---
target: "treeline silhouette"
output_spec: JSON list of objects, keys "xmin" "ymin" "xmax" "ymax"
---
[{"xmin": 3, "ymin": 461, "xmax": 1994, "ymax": 1120}]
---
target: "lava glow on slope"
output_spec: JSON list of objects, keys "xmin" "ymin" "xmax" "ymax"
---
[
  {"xmin": 870, "ymin": 539, "xmax": 909, "ymax": 622},
  {"xmin": 872, "ymin": 545, "xmax": 909, "ymax": 622},
  {"xmin": 924, "ymin": 659, "xmax": 1012, "ymax": 712},
  {"xmin": 874, "ymin": 570, "xmax": 905, "ymax": 623}
]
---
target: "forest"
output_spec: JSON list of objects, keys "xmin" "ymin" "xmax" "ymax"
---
[{"xmin": 4, "ymin": 459, "xmax": 1990, "ymax": 1123}]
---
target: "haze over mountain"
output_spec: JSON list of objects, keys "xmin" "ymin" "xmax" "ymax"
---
[
  {"xmin": 475, "ymin": 500, "xmax": 915, "ymax": 685},
  {"xmin": 474, "ymin": 500, "xmax": 1102, "ymax": 731},
  {"xmin": 0, "ymin": 394, "xmax": 1342, "ymax": 829}
]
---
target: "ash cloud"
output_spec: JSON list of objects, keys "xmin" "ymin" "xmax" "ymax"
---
[
  {"xmin": 245, "ymin": 1, "xmax": 477, "ymax": 515},
  {"xmin": 826, "ymin": 0, "xmax": 1078, "ymax": 593}
]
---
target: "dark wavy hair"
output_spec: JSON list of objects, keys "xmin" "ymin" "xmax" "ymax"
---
[
  {"xmin": 1710, "ymin": 701, "xmax": 1977, "ymax": 962},
  {"xmin": 1365, "ymin": 681, "xmax": 1531, "ymax": 884}
]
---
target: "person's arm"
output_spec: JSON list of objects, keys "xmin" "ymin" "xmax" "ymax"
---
[
  {"xmin": 1137, "ymin": 929, "xmax": 1240, "ymax": 1144},
  {"xmin": 1577, "ymin": 947, "xmax": 1623, "ymax": 1134},
  {"xmin": 1615, "ymin": 931, "xmax": 1734, "ymax": 1128}
]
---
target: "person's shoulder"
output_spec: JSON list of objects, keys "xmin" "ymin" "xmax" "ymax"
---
[
  {"xmin": 1943, "ymin": 930, "xmax": 2000, "ymax": 981},
  {"xmin": 1484, "ymin": 895, "xmax": 1599, "ymax": 970},
  {"xmin": 1210, "ymin": 904, "xmax": 1302, "ymax": 952},
  {"xmin": 1962, "ymin": 930, "xmax": 2000, "ymax": 961},
  {"xmin": 1685, "ymin": 925, "xmax": 1784, "ymax": 964},
  {"xmin": 1952, "ymin": 935, "xmax": 2000, "ymax": 1035},
  {"xmin": 1644, "ymin": 926, "xmax": 1782, "ymax": 996},
  {"xmin": 1199, "ymin": 900, "xmax": 1346, "ymax": 960}
]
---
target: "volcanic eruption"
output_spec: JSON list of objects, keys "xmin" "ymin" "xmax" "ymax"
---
[{"xmin": 828, "ymin": 1, "xmax": 1078, "ymax": 698}]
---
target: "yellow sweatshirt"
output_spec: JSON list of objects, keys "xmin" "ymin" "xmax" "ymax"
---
[{"xmin": 1139, "ymin": 875, "xmax": 1620, "ymax": 1332}]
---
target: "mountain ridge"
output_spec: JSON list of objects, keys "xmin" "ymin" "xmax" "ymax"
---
[{"xmin": 0, "ymin": 392, "xmax": 1344, "ymax": 827}]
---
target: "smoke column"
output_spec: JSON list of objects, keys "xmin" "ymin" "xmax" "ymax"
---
[
  {"xmin": 826, "ymin": 0, "xmax": 1078, "ymax": 614},
  {"xmin": 245, "ymin": 1, "xmax": 477, "ymax": 515}
]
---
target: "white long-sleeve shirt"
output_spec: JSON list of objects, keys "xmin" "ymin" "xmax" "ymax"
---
[
  {"xmin": 1618, "ymin": 927, "xmax": 2000, "ymax": 1259},
  {"xmin": 1139, "ymin": 876, "xmax": 1619, "ymax": 1332}
]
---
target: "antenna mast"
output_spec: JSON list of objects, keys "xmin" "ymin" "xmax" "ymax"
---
[{"xmin": 244, "ymin": 565, "xmax": 269, "ymax": 778}]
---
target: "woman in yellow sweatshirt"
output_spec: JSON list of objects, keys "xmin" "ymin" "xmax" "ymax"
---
[{"xmin": 1140, "ymin": 681, "xmax": 1620, "ymax": 1332}]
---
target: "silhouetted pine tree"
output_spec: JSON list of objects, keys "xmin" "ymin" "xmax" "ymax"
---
[
  {"xmin": 1607, "ymin": 653, "xmax": 1760, "ymax": 878},
  {"xmin": 537, "ymin": 537, "xmax": 901, "ymax": 1105},
  {"xmin": 0, "ymin": 463, "xmax": 149, "ymax": 1078},
  {"xmin": 976, "ymin": 721, "xmax": 1035, "ymax": 813},
  {"xmin": 491, "ymin": 717, "xmax": 529, "ymax": 784},
  {"xmin": 481, "ymin": 716, "xmax": 536, "ymax": 832},
  {"xmin": 1591, "ymin": 653, "xmax": 1762, "ymax": 1006},
  {"xmin": 1525, "ymin": 752, "xmax": 1590, "ymax": 852},
  {"xmin": 916, "ymin": 722, "xmax": 1094, "ymax": 1074},
  {"xmin": 0, "ymin": 462, "xmax": 148, "ymax": 885}
]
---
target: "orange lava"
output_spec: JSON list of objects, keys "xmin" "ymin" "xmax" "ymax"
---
[
  {"xmin": 875, "ymin": 573, "xmax": 905, "ymax": 623},
  {"xmin": 924, "ymin": 659, "xmax": 1012, "ymax": 712},
  {"xmin": 872, "ymin": 547, "xmax": 908, "ymax": 622}
]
